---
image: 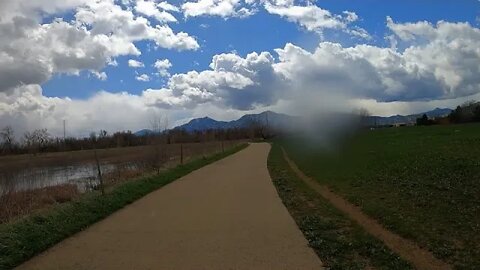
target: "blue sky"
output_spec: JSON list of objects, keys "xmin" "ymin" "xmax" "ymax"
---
[
  {"xmin": 42, "ymin": 0, "xmax": 480, "ymax": 99},
  {"xmin": 1, "ymin": 0, "xmax": 480, "ymax": 136}
]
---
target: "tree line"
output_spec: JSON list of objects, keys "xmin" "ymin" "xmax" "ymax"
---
[
  {"xmin": 0, "ymin": 126, "xmax": 265, "ymax": 156},
  {"xmin": 416, "ymin": 100, "xmax": 480, "ymax": 126}
]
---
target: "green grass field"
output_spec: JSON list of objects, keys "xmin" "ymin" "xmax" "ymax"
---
[
  {"xmin": 282, "ymin": 124, "xmax": 480, "ymax": 269},
  {"xmin": 268, "ymin": 143, "xmax": 412, "ymax": 269}
]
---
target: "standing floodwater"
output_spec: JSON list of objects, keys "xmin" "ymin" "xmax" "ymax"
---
[
  {"xmin": 0, "ymin": 162, "xmax": 135, "ymax": 194},
  {"xmin": 0, "ymin": 141, "xmax": 245, "ymax": 196}
]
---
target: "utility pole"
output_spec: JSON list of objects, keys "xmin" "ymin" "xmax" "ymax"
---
[{"xmin": 63, "ymin": 119, "xmax": 66, "ymax": 150}]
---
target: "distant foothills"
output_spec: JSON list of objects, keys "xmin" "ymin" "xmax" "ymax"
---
[
  {"xmin": 134, "ymin": 108, "xmax": 453, "ymax": 135},
  {"xmin": 1, "ymin": 104, "xmax": 474, "ymax": 156},
  {"xmin": 135, "ymin": 111, "xmax": 296, "ymax": 136}
]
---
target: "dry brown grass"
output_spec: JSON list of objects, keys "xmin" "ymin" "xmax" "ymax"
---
[
  {"xmin": 0, "ymin": 141, "xmax": 246, "ymax": 171},
  {"xmin": 0, "ymin": 184, "xmax": 79, "ymax": 223},
  {"xmin": 0, "ymin": 140, "xmax": 246, "ymax": 223}
]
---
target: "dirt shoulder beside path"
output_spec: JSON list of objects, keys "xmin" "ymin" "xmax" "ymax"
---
[
  {"xmin": 282, "ymin": 148, "xmax": 451, "ymax": 270},
  {"xmin": 17, "ymin": 143, "xmax": 322, "ymax": 270}
]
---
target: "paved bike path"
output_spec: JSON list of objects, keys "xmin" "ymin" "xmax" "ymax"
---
[{"xmin": 17, "ymin": 143, "xmax": 322, "ymax": 270}]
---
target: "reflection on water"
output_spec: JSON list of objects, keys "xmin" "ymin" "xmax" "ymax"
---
[
  {"xmin": 0, "ymin": 162, "xmax": 140, "ymax": 194},
  {"xmin": 0, "ymin": 141, "xmax": 243, "ymax": 195}
]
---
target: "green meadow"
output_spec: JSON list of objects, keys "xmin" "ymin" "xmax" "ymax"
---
[{"xmin": 282, "ymin": 124, "xmax": 480, "ymax": 269}]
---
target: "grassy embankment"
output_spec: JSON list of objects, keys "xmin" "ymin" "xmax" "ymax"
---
[
  {"xmin": 268, "ymin": 143, "xmax": 412, "ymax": 269},
  {"xmin": 0, "ymin": 143, "xmax": 247, "ymax": 270},
  {"xmin": 282, "ymin": 124, "xmax": 480, "ymax": 269}
]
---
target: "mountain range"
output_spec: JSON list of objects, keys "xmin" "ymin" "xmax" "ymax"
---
[
  {"xmin": 364, "ymin": 107, "xmax": 452, "ymax": 126},
  {"xmin": 173, "ymin": 111, "xmax": 296, "ymax": 133},
  {"xmin": 134, "ymin": 108, "xmax": 452, "ymax": 135}
]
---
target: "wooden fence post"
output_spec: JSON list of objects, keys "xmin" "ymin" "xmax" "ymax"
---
[
  {"xmin": 94, "ymin": 150, "xmax": 105, "ymax": 196},
  {"xmin": 180, "ymin": 143, "xmax": 184, "ymax": 165}
]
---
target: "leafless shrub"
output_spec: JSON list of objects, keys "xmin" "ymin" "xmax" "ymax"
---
[
  {"xmin": 23, "ymin": 128, "xmax": 51, "ymax": 154},
  {"xmin": 0, "ymin": 126, "xmax": 15, "ymax": 154}
]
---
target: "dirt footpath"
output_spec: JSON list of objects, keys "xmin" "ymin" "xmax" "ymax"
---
[
  {"xmin": 282, "ymin": 148, "xmax": 451, "ymax": 270},
  {"xmin": 17, "ymin": 143, "xmax": 323, "ymax": 270}
]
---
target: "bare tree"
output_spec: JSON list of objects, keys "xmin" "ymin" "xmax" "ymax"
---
[
  {"xmin": 264, "ymin": 111, "xmax": 271, "ymax": 139},
  {"xmin": 148, "ymin": 113, "xmax": 168, "ymax": 174},
  {"xmin": 89, "ymin": 131, "xmax": 97, "ymax": 143},
  {"xmin": 163, "ymin": 114, "xmax": 169, "ymax": 132},
  {"xmin": 0, "ymin": 126, "xmax": 15, "ymax": 153},
  {"xmin": 354, "ymin": 108, "xmax": 370, "ymax": 118},
  {"xmin": 462, "ymin": 100, "xmax": 476, "ymax": 108},
  {"xmin": 98, "ymin": 130, "xmax": 108, "ymax": 138},
  {"xmin": 150, "ymin": 113, "xmax": 164, "ymax": 134},
  {"xmin": 353, "ymin": 108, "xmax": 371, "ymax": 127},
  {"xmin": 247, "ymin": 118, "xmax": 267, "ymax": 140},
  {"xmin": 23, "ymin": 128, "xmax": 50, "ymax": 154}
]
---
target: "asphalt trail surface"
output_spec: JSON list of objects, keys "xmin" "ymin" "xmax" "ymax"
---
[{"xmin": 17, "ymin": 143, "xmax": 322, "ymax": 270}]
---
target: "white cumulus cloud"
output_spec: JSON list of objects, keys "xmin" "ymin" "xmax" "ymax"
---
[
  {"xmin": 182, "ymin": 0, "xmax": 255, "ymax": 18},
  {"xmin": 136, "ymin": 74, "xmax": 151, "ymax": 81},
  {"xmin": 146, "ymin": 18, "xmax": 480, "ymax": 110},
  {"xmin": 128, "ymin": 59, "xmax": 145, "ymax": 68},
  {"xmin": 0, "ymin": 0, "xmax": 199, "ymax": 94},
  {"xmin": 135, "ymin": 0, "xmax": 178, "ymax": 23},
  {"xmin": 2, "ymin": 12, "xmax": 480, "ymax": 137},
  {"xmin": 154, "ymin": 59, "xmax": 173, "ymax": 77},
  {"xmin": 144, "ymin": 51, "xmax": 278, "ymax": 109},
  {"xmin": 264, "ymin": 1, "xmax": 369, "ymax": 38}
]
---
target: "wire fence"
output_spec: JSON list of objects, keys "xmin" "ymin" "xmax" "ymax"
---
[{"xmin": 0, "ymin": 140, "xmax": 246, "ymax": 223}]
